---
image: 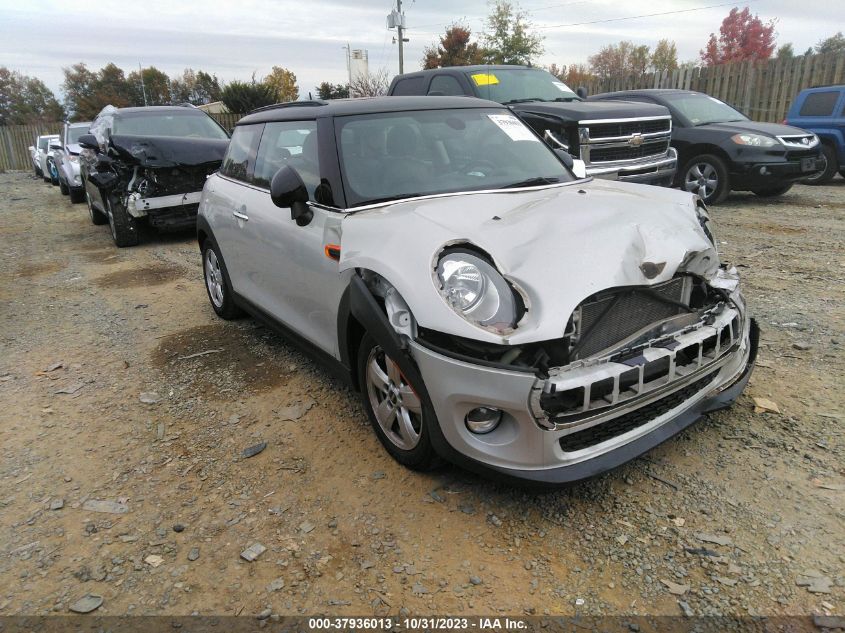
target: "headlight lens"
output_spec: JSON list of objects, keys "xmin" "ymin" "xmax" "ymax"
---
[
  {"xmin": 437, "ymin": 252, "xmax": 517, "ymax": 331},
  {"xmin": 731, "ymin": 133, "xmax": 778, "ymax": 147},
  {"xmin": 69, "ymin": 155, "xmax": 79, "ymax": 163}
]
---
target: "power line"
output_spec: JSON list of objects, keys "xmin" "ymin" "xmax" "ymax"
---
[{"xmin": 537, "ymin": 0, "xmax": 761, "ymax": 29}]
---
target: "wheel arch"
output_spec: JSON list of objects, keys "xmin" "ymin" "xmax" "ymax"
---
[{"xmin": 677, "ymin": 143, "xmax": 733, "ymax": 169}]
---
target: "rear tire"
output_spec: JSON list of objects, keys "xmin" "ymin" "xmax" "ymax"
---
[
  {"xmin": 70, "ymin": 188, "xmax": 85, "ymax": 204},
  {"xmin": 106, "ymin": 195, "xmax": 139, "ymax": 247},
  {"xmin": 201, "ymin": 236, "xmax": 243, "ymax": 320},
  {"xmin": 752, "ymin": 184, "xmax": 793, "ymax": 197},
  {"xmin": 357, "ymin": 333, "xmax": 438, "ymax": 471},
  {"xmin": 59, "ymin": 179, "xmax": 69, "ymax": 195},
  {"xmin": 802, "ymin": 144, "xmax": 837, "ymax": 185},
  {"xmin": 681, "ymin": 154, "xmax": 730, "ymax": 205}
]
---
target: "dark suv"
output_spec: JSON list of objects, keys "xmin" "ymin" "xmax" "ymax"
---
[
  {"xmin": 785, "ymin": 85, "xmax": 845, "ymax": 184},
  {"xmin": 388, "ymin": 66, "xmax": 678, "ymax": 186},
  {"xmin": 590, "ymin": 89, "xmax": 826, "ymax": 204},
  {"xmin": 78, "ymin": 105, "xmax": 230, "ymax": 247}
]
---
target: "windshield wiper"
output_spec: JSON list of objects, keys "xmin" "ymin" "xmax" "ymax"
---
[
  {"xmin": 552, "ymin": 97, "xmax": 578, "ymax": 102},
  {"xmin": 500, "ymin": 177, "xmax": 560, "ymax": 189},
  {"xmin": 503, "ymin": 98, "xmax": 548, "ymax": 104}
]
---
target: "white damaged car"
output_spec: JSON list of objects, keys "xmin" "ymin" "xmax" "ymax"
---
[{"xmin": 197, "ymin": 97, "xmax": 758, "ymax": 485}]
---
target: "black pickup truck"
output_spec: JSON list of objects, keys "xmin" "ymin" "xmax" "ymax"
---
[{"xmin": 388, "ymin": 65, "xmax": 678, "ymax": 186}]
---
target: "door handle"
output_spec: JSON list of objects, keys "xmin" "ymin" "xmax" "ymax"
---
[{"xmin": 232, "ymin": 210, "xmax": 249, "ymax": 221}]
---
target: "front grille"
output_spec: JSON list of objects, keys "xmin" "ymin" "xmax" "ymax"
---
[
  {"xmin": 558, "ymin": 370, "xmax": 718, "ymax": 452},
  {"xmin": 589, "ymin": 139, "xmax": 671, "ymax": 163},
  {"xmin": 587, "ymin": 119, "xmax": 670, "ymax": 139},
  {"xmin": 575, "ymin": 277, "xmax": 689, "ymax": 359}
]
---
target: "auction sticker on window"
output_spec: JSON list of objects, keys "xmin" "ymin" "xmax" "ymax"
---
[
  {"xmin": 471, "ymin": 72, "xmax": 499, "ymax": 86},
  {"xmin": 487, "ymin": 114, "xmax": 539, "ymax": 142}
]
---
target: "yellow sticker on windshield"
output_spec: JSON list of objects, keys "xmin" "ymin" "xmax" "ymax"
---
[{"xmin": 471, "ymin": 73, "xmax": 499, "ymax": 86}]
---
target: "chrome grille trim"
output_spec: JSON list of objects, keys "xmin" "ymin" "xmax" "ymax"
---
[{"xmin": 578, "ymin": 115, "xmax": 673, "ymax": 167}]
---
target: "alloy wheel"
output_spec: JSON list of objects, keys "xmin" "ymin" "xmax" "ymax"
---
[
  {"xmin": 204, "ymin": 249, "xmax": 225, "ymax": 308},
  {"xmin": 684, "ymin": 162, "xmax": 719, "ymax": 199},
  {"xmin": 365, "ymin": 346, "xmax": 422, "ymax": 450}
]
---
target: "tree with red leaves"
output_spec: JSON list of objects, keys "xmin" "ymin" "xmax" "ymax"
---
[
  {"xmin": 700, "ymin": 7, "xmax": 776, "ymax": 66},
  {"xmin": 422, "ymin": 23, "xmax": 486, "ymax": 69}
]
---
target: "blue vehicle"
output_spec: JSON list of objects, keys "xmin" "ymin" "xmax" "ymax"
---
[{"xmin": 785, "ymin": 85, "xmax": 845, "ymax": 184}]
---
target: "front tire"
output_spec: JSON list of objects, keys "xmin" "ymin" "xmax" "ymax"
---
[
  {"xmin": 682, "ymin": 154, "xmax": 730, "ymax": 205},
  {"xmin": 202, "ymin": 236, "xmax": 243, "ymax": 320},
  {"xmin": 752, "ymin": 184, "xmax": 793, "ymax": 197},
  {"xmin": 357, "ymin": 333, "xmax": 437, "ymax": 470},
  {"xmin": 70, "ymin": 187, "xmax": 85, "ymax": 204},
  {"xmin": 106, "ymin": 195, "xmax": 139, "ymax": 247},
  {"xmin": 48, "ymin": 161, "xmax": 59, "ymax": 185},
  {"xmin": 59, "ymin": 179, "xmax": 69, "ymax": 195},
  {"xmin": 802, "ymin": 144, "xmax": 838, "ymax": 185}
]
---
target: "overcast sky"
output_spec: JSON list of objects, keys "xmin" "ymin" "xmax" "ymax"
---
[{"xmin": 0, "ymin": 0, "xmax": 838, "ymax": 101}]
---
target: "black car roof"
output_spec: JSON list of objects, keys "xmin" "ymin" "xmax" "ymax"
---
[
  {"xmin": 113, "ymin": 106, "xmax": 208, "ymax": 117},
  {"xmin": 236, "ymin": 96, "xmax": 505, "ymax": 125}
]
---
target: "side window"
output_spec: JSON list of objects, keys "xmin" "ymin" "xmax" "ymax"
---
[
  {"xmin": 799, "ymin": 91, "xmax": 839, "ymax": 117},
  {"xmin": 392, "ymin": 77, "xmax": 426, "ymax": 96},
  {"xmin": 428, "ymin": 75, "xmax": 464, "ymax": 96},
  {"xmin": 220, "ymin": 124, "xmax": 262, "ymax": 183},
  {"xmin": 253, "ymin": 121, "xmax": 320, "ymax": 196}
]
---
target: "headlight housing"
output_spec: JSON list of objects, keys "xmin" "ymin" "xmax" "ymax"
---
[
  {"xmin": 436, "ymin": 251, "xmax": 518, "ymax": 332},
  {"xmin": 731, "ymin": 133, "xmax": 778, "ymax": 147},
  {"xmin": 68, "ymin": 154, "xmax": 79, "ymax": 163}
]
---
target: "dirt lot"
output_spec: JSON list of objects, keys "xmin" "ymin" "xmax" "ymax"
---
[{"xmin": 0, "ymin": 171, "xmax": 843, "ymax": 619}]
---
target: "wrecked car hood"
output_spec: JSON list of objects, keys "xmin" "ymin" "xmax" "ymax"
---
[
  {"xmin": 513, "ymin": 99, "xmax": 669, "ymax": 121},
  {"xmin": 339, "ymin": 180, "xmax": 718, "ymax": 345},
  {"xmin": 109, "ymin": 135, "xmax": 229, "ymax": 168}
]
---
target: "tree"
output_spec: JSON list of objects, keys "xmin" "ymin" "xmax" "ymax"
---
[
  {"xmin": 316, "ymin": 82, "xmax": 349, "ymax": 100},
  {"xmin": 62, "ymin": 63, "xmax": 99, "ymax": 119},
  {"xmin": 264, "ymin": 66, "xmax": 299, "ymax": 102},
  {"xmin": 629, "ymin": 45, "xmax": 651, "ymax": 76},
  {"xmin": 776, "ymin": 43, "xmax": 794, "ymax": 59},
  {"xmin": 589, "ymin": 41, "xmax": 638, "ymax": 79},
  {"xmin": 194, "ymin": 71, "xmax": 222, "ymax": 104},
  {"xmin": 422, "ymin": 23, "xmax": 486, "ymax": 69},
  {"xmin": 700, "ymin": 7, "xmax": 776, "ymax": 66},
  {"xmin": 0, "ymin": 67, "xmax": 64, "ymax": 125},
  {"xmin": 651, "ymin": 39, "xmax": 679, "ymax": 73},
  {"xmin": 482, "ymin": 1, "xmax": 543, "ymax": 65},
  {"xmin": 220, "ymin": 77, "xmax": 277, "ymax": 113},
  {"xmin": 815, "ymin": 32, "xmax": 845, "ymax": 55},
  {"xmin": 127, "ymin": 66, "xmax": 171, "ymax": 105},
  {"xmin": 349, "ymin": 69, "xmax": 389, "ymax": 98}
]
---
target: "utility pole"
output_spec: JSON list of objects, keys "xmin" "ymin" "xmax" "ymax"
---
[
  {"xmin": 397, "ymin": 0, "xmax": 404, "ymax": 74},
  {"xmin": 387, "ymin": 1, "xmax": 408, "ymax": 74},
  {"xmin": 138, "ymin": 62, "xmax": 148, "ymax": 106}
]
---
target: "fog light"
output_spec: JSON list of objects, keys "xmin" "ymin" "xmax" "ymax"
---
[
  {"xmin": 759, "ymin": 166, "xmax": 769, "ymax": 175},
  {"xmin": 465, "ymin": 407, "xmax": 502, "ymax": 434}
]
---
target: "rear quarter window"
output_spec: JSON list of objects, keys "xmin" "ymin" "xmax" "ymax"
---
[
  {"xmin": 798, "ymin": 91, "xmax": 840, "ymax": 117},
  {"xmin": 391, "ymin": 77, "xmax": 426, "ymax": 96}
]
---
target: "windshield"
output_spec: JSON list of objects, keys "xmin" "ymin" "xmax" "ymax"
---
[
  {"xmin": 336, "ymin": 108, "xmax": 574, "ymax": 207},
  {"xmin": 664, "ymin": 93, "xmax": 748, "ymax": 126},
  {"xmin": 465, "ymin": 69, "xmax": 579, "ymax": 104},
  {"xmin": 67, "ymin": 126, "xmax": 89, "ymax": 144},
  {"xmin": 113, "ymin": 111, "xmax": 229, "ymax": 139},
  {"xmin": 38, "ymin": 138, "xmax": 49, "ymax": 151}
]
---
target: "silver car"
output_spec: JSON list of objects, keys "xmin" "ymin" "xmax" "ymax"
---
[
  {"xmin": 30, "ymin": 134, "xmax": 59, "ymax": 182},
  {"xmin": 54, "ymin": 121, "xmax": 91, "ymax": 203},
  {"xmin": 197, "ymin": 96, "xmax": 758, "ymax": 485}
]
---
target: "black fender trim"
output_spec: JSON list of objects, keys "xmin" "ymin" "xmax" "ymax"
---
[
  {"xmin": 349, "ymin": 275, "xmax": 458, "ymax": 461},
  {"xmin": 196, "ymin": 214, "xmax": 213, "ymax": 250}
]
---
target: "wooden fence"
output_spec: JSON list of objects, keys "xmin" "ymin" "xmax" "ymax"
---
[
  {"xmin": 583, "ymin": 51, "xmax": 845, "ymax": 123},
  {"xmin": 0, "ymin": 112, "xmax": 243, "ymax": 173},
  {"xmin": 2, "ymin": 52, "xmax": 844, "ymax": 171}
]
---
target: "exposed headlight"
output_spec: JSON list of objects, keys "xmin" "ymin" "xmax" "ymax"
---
[
  {"xmin": 436, "ymin": 251, "xmax": 518, "ymax": 331},
  {"xmin": 731, "ymin": 133, "xmax": 778, "ymax": 147},
  {"xmin": 68, "ymin": 155, "xmax": 79, "ymax": 163}
]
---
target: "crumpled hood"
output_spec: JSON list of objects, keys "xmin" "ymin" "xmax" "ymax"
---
[
  {"xmin": 339, "ymin": 180, "xmax": 719, "ymax": 345},
  {"xmin": 66, "ymin": 143, "xmax": 81, "ymax": 155},
  {"xmin": 109, "ymin": 135, "xmax": 228, "ymax": 168}
]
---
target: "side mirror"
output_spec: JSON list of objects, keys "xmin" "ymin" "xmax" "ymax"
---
[
  {"xmin": 572, "ymin": 159, "xmax": 587, "ymax": 179},
  {"xmin": 28, "ymin": 146, "xmax": 35, "ymax": 153},
  {"xmin": 554, "ymin": 148, "xmax": 574, "ymax": 169},
  {"xmin": 270, "ymin": 166, "xmax": 312, "ymax": 226},
  {"xmin": 576, "ymin": 86, "xmax": 588, "ymax": 99},
  {"xmin": 77, "ymin": 134, "xmax": 99, "ymax": 151}
]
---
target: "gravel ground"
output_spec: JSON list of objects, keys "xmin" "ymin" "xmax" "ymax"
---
[{"xmin": 0, "ymin": 172, "xmax": 842, "ymax": 620}]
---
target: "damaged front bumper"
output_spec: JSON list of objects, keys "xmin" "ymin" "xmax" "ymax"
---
[
  {"xmin": 409, "ymin": 296, "xmax": 757, "ymax": 486},
  {"xmin": 126, "ymin": 191, "xmax": 202, "ymax": 230}
]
